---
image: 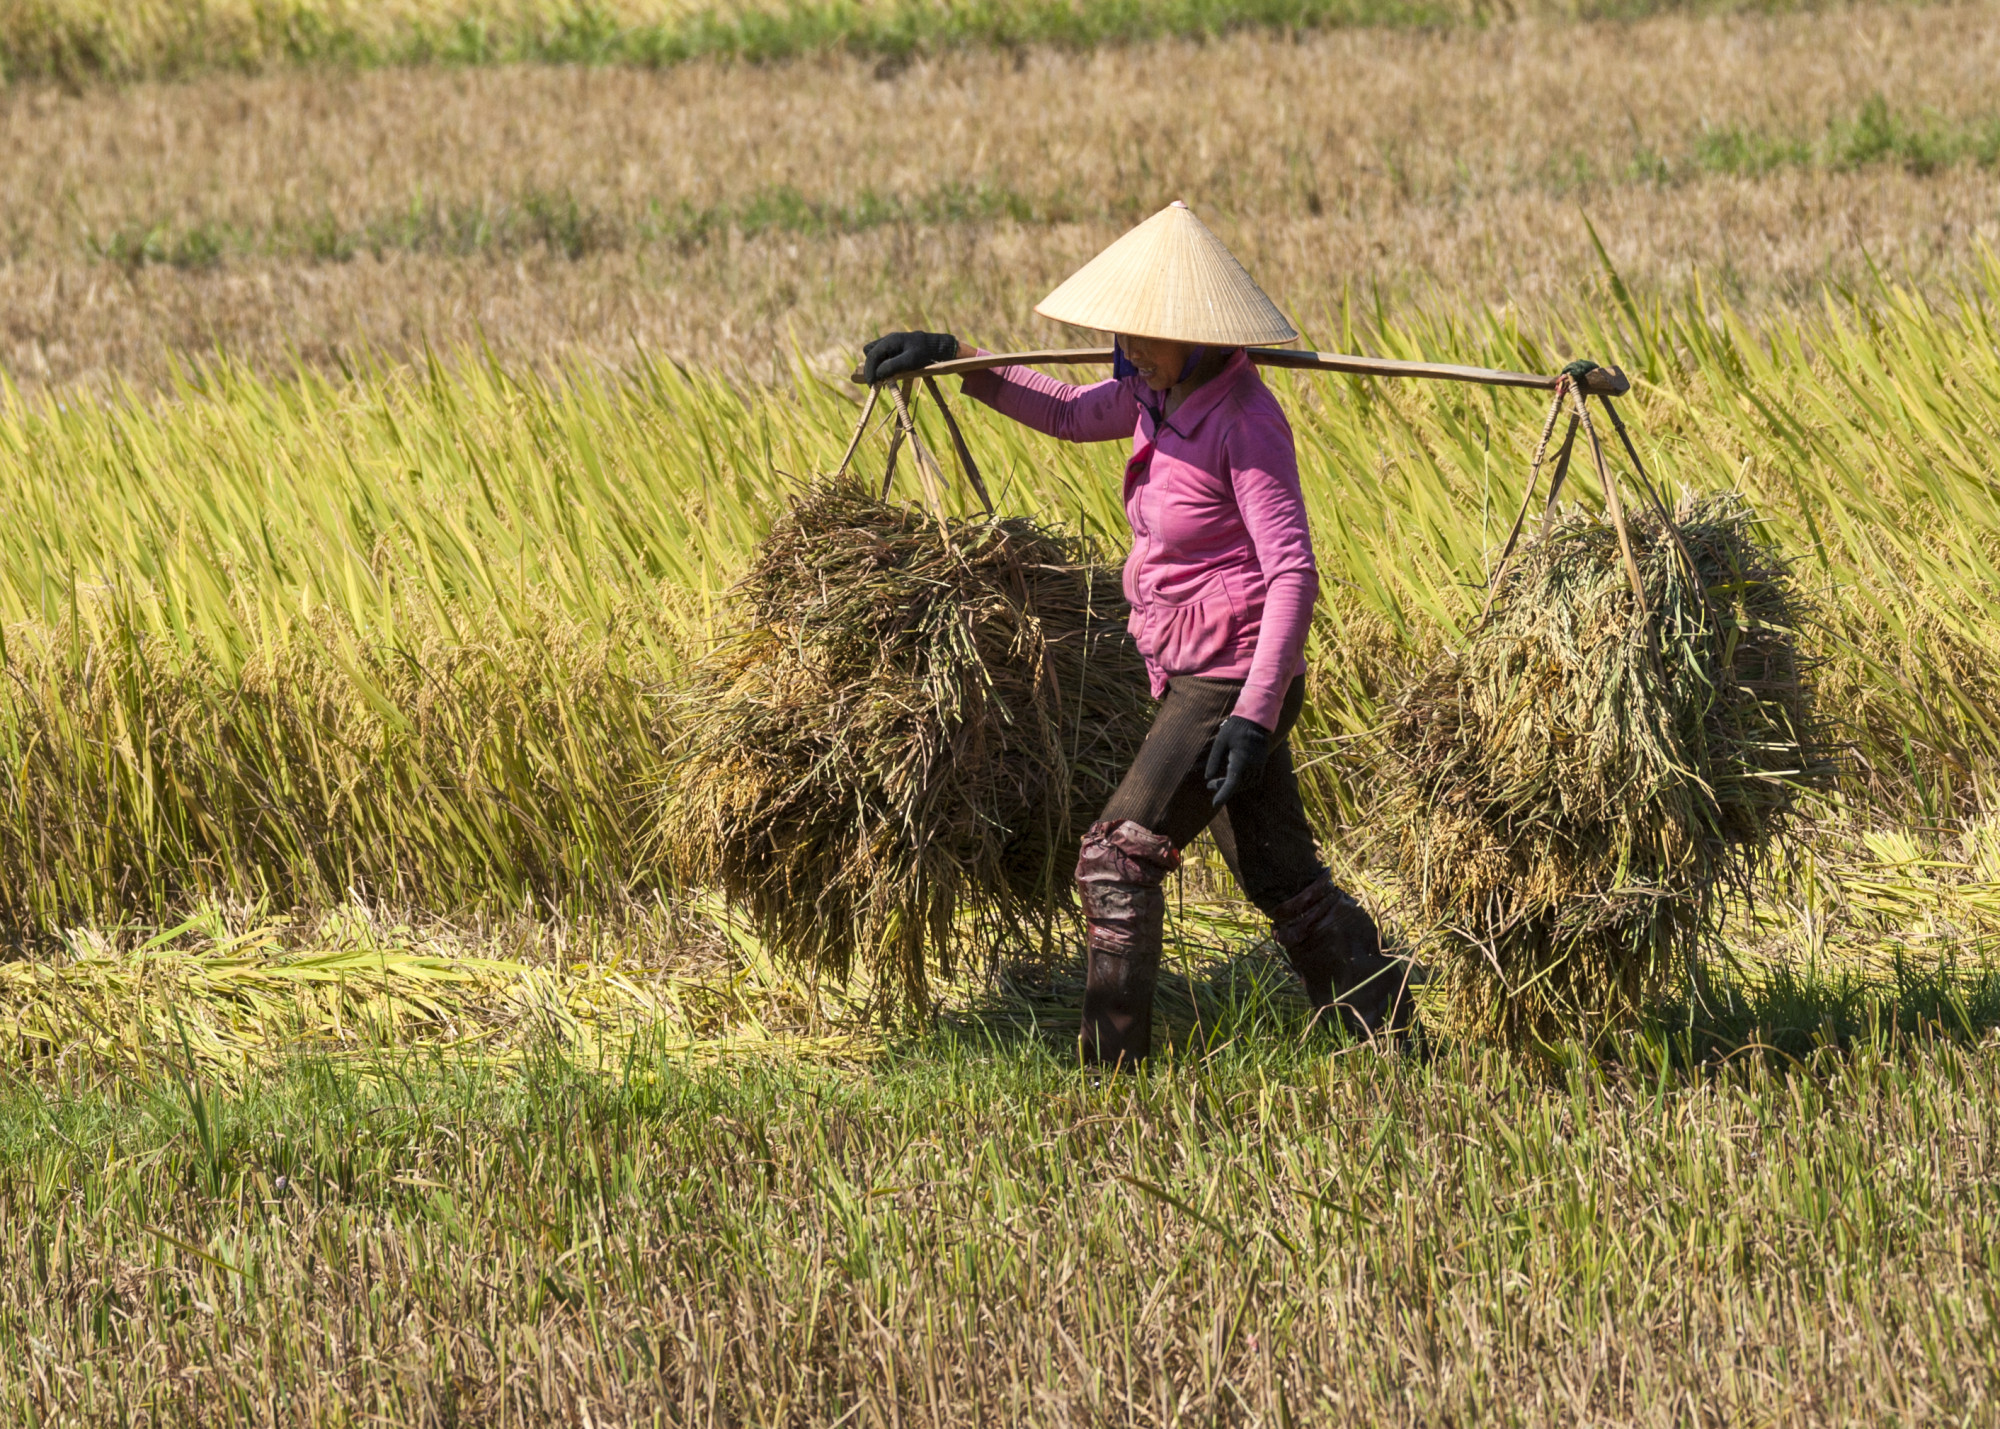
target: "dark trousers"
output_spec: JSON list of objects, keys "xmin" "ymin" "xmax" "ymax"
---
[{"xmin": 1099, "ymin": 675, "xmax": 1324, "ymax": 914}]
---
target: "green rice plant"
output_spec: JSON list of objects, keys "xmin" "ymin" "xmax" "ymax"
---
[
  {"xmin": 0, "ymin": 353, "xmax": 797, "ymax": 928},
  {"xmin": 0, "ymin": 266, "xmax": 1998, "ymax": 968}
]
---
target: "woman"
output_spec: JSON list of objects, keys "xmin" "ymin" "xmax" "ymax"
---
[{"xmin": 862, "ymin": 202, "xmax": 1410, "ymax": 1065}]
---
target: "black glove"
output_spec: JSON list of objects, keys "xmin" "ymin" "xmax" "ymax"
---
[
  {"xmin": 1204, "ymin": 716, "xmax": 1273, "ymax": 807},
  {"xmin": 861, "ymin": 331, "xmax": 959, "ymax": 385}
]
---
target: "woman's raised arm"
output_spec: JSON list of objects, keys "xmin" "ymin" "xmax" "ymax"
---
[
  {"xmin": 861, "ymin": 331, "xmax": 1136, "ymax": 445},
  {"xmin": 957, "ymin": 356, "xmax": 1137, "ymax": 445}
]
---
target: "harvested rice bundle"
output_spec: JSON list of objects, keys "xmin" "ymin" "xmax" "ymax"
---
[
  {"xmin": 1385, "ymin": 492, "xmax": 1826, "ymax": 1047},
  {"xmin": 661, "ymin": 480, "xmax": 1152, "ymax": 1013}
]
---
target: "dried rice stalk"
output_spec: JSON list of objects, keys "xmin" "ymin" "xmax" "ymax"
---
[
  {"xmin": 659, "ymin": 481, "xmax": 1152, "ymax": 1014},
  {"xmin": 2, "ymin": 900, "xmax": 881, "ymax": 1077},
  {"xmin": 1386, "ymin": 492, "xmax": 1828, "ymax": 1048}
]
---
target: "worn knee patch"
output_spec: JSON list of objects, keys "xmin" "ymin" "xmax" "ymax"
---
[
  {"xmin": 1075, "ymin": 820, "xmax": 1179, "ymax": 955},
  {"xmin": 1075, "ymin": 820, "xmax": 1181, "ymax": 887}
]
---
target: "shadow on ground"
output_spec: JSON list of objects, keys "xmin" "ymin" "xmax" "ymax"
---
[
  {"xmin": 936, "ymin": 903, "xmax": 1342, "ymax": 1063},
  {"xmin": 937, "ymin": 903, "xmax": 2000, "ymax": 1075},
  {"xmin": 1659, "ymin": 951, "xmax": 2000, "ymax": 1065}
]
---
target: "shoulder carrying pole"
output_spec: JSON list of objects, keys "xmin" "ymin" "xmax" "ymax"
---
[
  {"xmin": 840, "ymin": 346, "xmax": 1634, "ymax": 522},
  {"xmin": 846, "ymin": 346, "xmax": 1631, "ymax": 395}
]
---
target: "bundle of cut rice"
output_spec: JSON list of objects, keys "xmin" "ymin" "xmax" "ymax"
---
[
  {"xmin": 660, "ymin": 481, "xmax": 1152, "ymax": 1014},
  {"xmin": 1384, "ymin": 492, "xmax": 1827, "ymax": 1048}
]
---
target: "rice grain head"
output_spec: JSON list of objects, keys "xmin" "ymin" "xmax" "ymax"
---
[
  {"xmin": 1386, "ymin": 491, "xmax": 1828, "ymax": 1049},
  {"xmin": 657, "ymin": 480, "xmax": 1152, "ymax": 1016}
]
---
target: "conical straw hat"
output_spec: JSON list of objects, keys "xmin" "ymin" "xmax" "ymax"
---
[{"xmin": 1035, "ymin": 201, "xmax": 1298, "ymax": 346}]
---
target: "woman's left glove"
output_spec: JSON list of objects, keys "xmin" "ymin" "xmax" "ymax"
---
[
  {"xmin": 1205, "ymin": 716, "xmax": 1272, "ymax": 807},
  {"xmin": 861, "ymin": 331, "xmax": 959, "ymax": 384}
]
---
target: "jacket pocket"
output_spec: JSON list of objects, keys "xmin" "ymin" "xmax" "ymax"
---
[{"xmin": 1143, "ymin": 584, "xmax": 1250, "ymax": 675}]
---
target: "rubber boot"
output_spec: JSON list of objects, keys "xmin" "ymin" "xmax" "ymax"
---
[
  {"xmin": 1270, "ymin": 872, "xmax": 1413, "ymax": 1038},
  {"xmin": 1074, "ymin": 820, "xmax": 1180, "ymax": 1068}
]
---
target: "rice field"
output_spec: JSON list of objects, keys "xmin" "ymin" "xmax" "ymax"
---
[
  {"xmin": 4, "ymin": 2, "xmax": 2000, "ymax": 388},
  {"xmin": 6, "ymin": 278, "xmax": 2000, "ymax": 934},
  {"xmin": 12, "ymin": 990, "xmax": 2000, "ymax": 1426},
  {"xmin": 11, "ymin": 267, "xmax": 2000, "ymax": 1424},
  {"xmin": 9, "ymin": 0, "xmax": 2000, "ymax": 1422},
  {"xmin": 0, "ymin": 0, "xmax": 1864, "ymax": 82}
]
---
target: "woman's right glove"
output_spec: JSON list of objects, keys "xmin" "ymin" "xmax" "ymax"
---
[{"xmin": 861, "ymin": 331, "xmax": 959, "ymax": 384}]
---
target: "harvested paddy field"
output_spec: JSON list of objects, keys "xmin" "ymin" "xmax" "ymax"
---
[
  {"xmin": 14, "ymin": 1015, "xmax": 2000, "ymax": 1425},
  {"xmin": 8, "ymin": 1, "xmax": 2000, "ymax": 1424},
  {"xmin": 3, "ymin": 2, "xmax": 2000, "ymax": 387}
]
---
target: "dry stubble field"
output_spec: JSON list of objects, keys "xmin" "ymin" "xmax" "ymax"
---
[
  {"xmin": 4, "ymin": 2, "xmax": 2000, "ymax": 388},
  {"xmin": 9, "ymin": 4, "xmax": 2000, "ymax": 1426}
]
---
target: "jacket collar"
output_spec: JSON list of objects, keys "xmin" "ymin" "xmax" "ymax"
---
[{"xmin": 1138, "ymin": 348, "xmax": 1251, "ymax": 441}]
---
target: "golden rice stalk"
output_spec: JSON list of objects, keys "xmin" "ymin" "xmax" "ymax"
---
[
  {"xmin": 0, "ymin": 901, "xmax": 878, "ymax": 1075},
  {"xmin": 657, "ymin": 479, "xmax": 1153, "ymax": 1015},
  {"xmin": 1385, "ymin": 492, "xmax": 1830, "ymax": 1048}
]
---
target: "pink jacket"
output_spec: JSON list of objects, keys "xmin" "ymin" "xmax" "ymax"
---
[{"xmin": 960, "ymin": 349, "xmax": 1317, "ymax": 731}]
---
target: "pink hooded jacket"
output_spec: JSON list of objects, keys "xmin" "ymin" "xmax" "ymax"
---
[{"xmin": 960, "ymin": 349, "xmax": 1317, "ymax": 731}]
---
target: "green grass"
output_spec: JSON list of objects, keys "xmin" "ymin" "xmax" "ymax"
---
[
  {"xmin": 0, "ymin": 0, "xmax": 1887, "ymax": 85},
  {"xmin": 6, "ymin": 959, "xmax": 2000, "ymax": 1424},
  {"xmin": 1675, "ymin": 94, "xmax": 2000, "ymax": 180}
]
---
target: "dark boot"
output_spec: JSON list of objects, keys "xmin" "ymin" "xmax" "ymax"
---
[
  {"xmin": 1074, "ymin": 820, "xmax": 1180, "ymax": 1068},
  {"xmin": 1270, "ymin": 872, "xmax": 1413, "ymax": 1039}
]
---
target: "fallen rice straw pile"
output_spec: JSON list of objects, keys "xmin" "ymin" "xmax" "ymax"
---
[
  {"xmin": 1, "ymin": 901, "xmax": 878, "ymax": 1076},
  {"xmin": 1386, "ymin": 492, "xmax": 1828, "ymax": 1048},
  {"xmin": 660, "ymin": 480, "xmax": 1152, "ymax": 1015}
]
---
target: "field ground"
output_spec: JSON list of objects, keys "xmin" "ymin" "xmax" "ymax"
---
[
  {"xmin": 9, "ymin": 0, "xmax": 2000, "ymax": 1423},
  {"xmin": 10, "ymin": 967, "xmax": 2000, "ymax": 1426}
]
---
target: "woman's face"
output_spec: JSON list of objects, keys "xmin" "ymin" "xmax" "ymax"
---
[{"xmin": 1117, "ymin": 334, "xmax": 1196, "ymax": 392}]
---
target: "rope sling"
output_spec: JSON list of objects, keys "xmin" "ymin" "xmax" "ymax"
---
[{"xmin": 835, "ymin": 346, "xmax": 1695, "ymax": 617}]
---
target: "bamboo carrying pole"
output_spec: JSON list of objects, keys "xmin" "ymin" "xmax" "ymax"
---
[
  {"xmin": 846, "ymin": 347, "xmax": 1632, "ymax": 396},
  {"xmin": 836, "ymin": 346, "xmax": 1634, "ymax": 505}
]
